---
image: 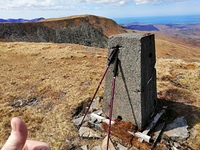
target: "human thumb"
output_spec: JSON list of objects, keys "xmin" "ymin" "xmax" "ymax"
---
[{"xmin": 1, "ymin": 117, "xmax": 28, "ymax": 150}]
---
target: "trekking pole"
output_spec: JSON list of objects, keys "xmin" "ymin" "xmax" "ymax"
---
[
  {"xmin": 79, "ymin": 46, "xmax": 120, "ymax": 127},
  {"xmin": 107, "ymin": 56, "xmax": 119, "ymax": 150}
]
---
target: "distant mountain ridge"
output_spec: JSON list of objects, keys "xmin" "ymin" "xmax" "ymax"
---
[
  {"xmin": 0, "ymin": 18, "xmax": 45, "ymax": 23},
  {"xmin": 121, "ymin": 23, "xmax": 159, "ymax": 31},
  {"xmin": 0, "ymin": 15, "xmax": 127, "ymax": 48}
]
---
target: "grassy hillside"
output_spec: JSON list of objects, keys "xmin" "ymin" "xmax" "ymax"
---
[{"xmin": 0, "ymin": 33, "xmax": 199, "ymax": 149}]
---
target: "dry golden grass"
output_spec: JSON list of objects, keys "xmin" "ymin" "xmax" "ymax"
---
[
  {"xmin": 0, "ymin": 33, "xmax": 199, "ymax": 149},
  {"xmin": 0, "ymin": 42, "xmax": 107, "ymax": 149},
  {"xmin": 156, "ymin": 58, "xmax": 200, "ymax": 149}
]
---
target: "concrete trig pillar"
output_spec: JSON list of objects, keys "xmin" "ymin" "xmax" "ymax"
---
[{"xmin": 103, "ymin": 33, "xmax": 157, "ymax": 129}]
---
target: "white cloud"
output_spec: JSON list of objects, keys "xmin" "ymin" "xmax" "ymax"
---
[
  {"xmin": 0, "ymin": 0, "xmax": 130, "ymax": 10},
  {"xmin": 0, "ymin": 0, "xmax": 55, "ymax": 9},
  {"xmin": 0, "ymin": 0, "xmax": 189, "ymax": 10},
  {"xmin": 134, "ymin": 0, "xmax": 159, "ymax": 5},
  {"xmin": 134, "ymin": 0, "xmax": 188, "ymax": 5},
  {"xmin": 76, "ymin": 0, "xmax": 130, "ymax": 5}
]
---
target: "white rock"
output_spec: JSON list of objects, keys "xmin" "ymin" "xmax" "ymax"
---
[
  {"xmin": 101, "ymin": 135, "xmax": 116, "ymax": 150},
  {"xmin": 173, "ymin": 142, "xmax": 181, "ymax": 148},
  {"xmin": 72, "ymin": 115, "xmax": 89, "ymax": 126},
  {"xmin": 172, "ymin": 146, "xmax": 178, "ymax": 150},
  {"xmin": 88, "ymin": 121, "xmax": 104, "ymax": 131},
  {"xmin": 93, "ymin": 110, "xmax": 103, "ymax": 115},
  {"xmin": 79, "ymin": 127, "xmax": 101, "ymax": 138},
  {"xmin": 116, "ymin": 143, "xmax": 128, "ymax": 150},
  {"xmin": 81, "ymin": 145, "xmax": 89, "ymax": 150},
  {"xmin": 90, "ymin": 113, "xmax": 115, "ymax": 125},
  {"xmin": 164, "ymin": 116, "xmax": 189, "ymax": 141},
  {"xmin": 91, "ymin": 97, "xmax": 102, "ymax": 111},
  {"xmin": 91, "ymin": 145, "xmax": 102, "ymax": 150}
]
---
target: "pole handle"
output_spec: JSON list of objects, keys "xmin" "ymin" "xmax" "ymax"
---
[
  {"xmin": 113, "ymin": 58, "xmax": 119, "ymax": 77},
  {"xmin": 108, "ymin": 45, "xmax": 121, "ymax": 66}
]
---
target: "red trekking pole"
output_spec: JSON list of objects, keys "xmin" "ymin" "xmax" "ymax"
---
[
  {"xmin": 106, "ymin": 55, "xmax": 119, "ymax": 150},
  {"xmin": 79, "ymin": 46, "xmax": 120, "ymax": 127}
]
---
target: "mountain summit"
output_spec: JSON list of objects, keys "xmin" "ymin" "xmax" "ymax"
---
[{"xmin": 0, "ymin": 15, "xmax": 127, "ymax": 48}]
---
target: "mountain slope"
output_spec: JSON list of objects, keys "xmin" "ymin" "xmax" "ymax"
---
[{"xmin": 0, "ymin": 15, "xmax": 127, "ymax": 48}]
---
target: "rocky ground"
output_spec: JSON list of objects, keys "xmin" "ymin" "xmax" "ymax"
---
[{"xmin": 0, "ymin": 33, "xmax": 199, "ymax": 149}]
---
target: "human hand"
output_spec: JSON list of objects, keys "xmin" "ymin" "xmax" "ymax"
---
[{"xmin": 1, "ymin": 117, "xmax": 50, "ymax": 150}]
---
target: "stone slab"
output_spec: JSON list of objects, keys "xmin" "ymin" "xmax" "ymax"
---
[
  {"xmin": 103, "ymin": 33, "xmax": 157, "ymax": 128},
  {"xmin": 164, "ymin": 116, "xmax": 189, "ymax": 141}
]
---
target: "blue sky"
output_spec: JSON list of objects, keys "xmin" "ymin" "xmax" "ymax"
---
[{"xmin": 0, "ymin": 0, "xmax": 199, "ymax": 19}]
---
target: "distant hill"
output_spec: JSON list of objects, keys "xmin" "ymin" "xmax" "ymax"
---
[
  {"xmin": 0, "ymin": 15, "xmax": 127, "ymax": 48},
  {"xmin": 122, "ymin": 23, "xmax": 159, "ymax": 31},
  {"xmin": 121, "ymin": 22, "xmax": 200, "ymax": 46},
  {"xmin": 154, "ymin": 23, "xmax": 200, "ymax": 45},
  {"xmin": 0, "ymin": 18, "xmax": 45, "ymax": 23}
]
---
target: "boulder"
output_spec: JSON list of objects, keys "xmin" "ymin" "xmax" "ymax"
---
[
  {"xmin": 79, "ymin": 127, "xmax": 102, "ymax": 139},
  {"xmin": 164, "ymin": 116, "xmax": 189, "ymax": 141}
]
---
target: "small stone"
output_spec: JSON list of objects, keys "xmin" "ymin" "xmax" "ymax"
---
[
  {"xmin": 101, "ymin": 135, "xmax": 116, "ymax": 150},
  {"xmin": 88, "ymin": 121, "xmax": 104, "ymax": 131},
  {"xmin": 72, "ymin": 115, "xmax": 89, "ymax": 127},
  {"xmin": 173, "ymin": 142, "xmax": 180, "ymax": 148},
  {"xmin": 171, "ymin": 146, "xmax": 178, "ymax": 150},
  {"xmin": 164, "ymin": 116, "xmax": 189, "ymax": 141},
  {"xmin": 91, "ymin": 145, "xmax": 101, "ymax": 150},
  {"xmin": 116, "ymin": 143, "xmax": 128, "ymax": 150},
  {"xmin": 81, "ymin": 145, "xmax": 89, "ymax": 150},
  {"xmin": 92, "ymin": 110, "xmax": 103, "ymax": 116},
  {"xmin": 128, "ymin": 146, "xmax": 138, "ymax": 150},
  {"xmin": 91, "ymin": 97, "xmax": 102, "ymax": 111},
  {"xmin": 89, "ymin": 110, "xmax": 104, "ymax": 126},
  {"xmin": 79, "ymin": 127, "xmax": 101, "ymax": 138},
  {"xmin": 11, "ymin": 99, "xmax": 26, "ymax": 108}
]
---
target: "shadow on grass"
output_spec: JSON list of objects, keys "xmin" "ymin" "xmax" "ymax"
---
[{"xmin": 157, "ymin": 89, "xmax": 200, "ymax": 129}]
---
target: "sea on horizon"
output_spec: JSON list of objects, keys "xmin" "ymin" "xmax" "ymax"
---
[{"xmin": 113, "ymin": 14, "xmax": 200, "ymax": 25}]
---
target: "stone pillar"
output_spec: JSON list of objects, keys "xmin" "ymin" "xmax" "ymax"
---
[{"xmin": 103, "ymin": 33, "xmax": 157, "ymax": 129}]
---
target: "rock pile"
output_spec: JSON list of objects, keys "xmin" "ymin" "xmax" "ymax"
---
[
  {"xmin": 11, "ymin": 96, "xmax": 38, "ymax": 108},
  {"xmin": 72, "ymin": 97, "xmax": 191, "ymax": 150}
]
